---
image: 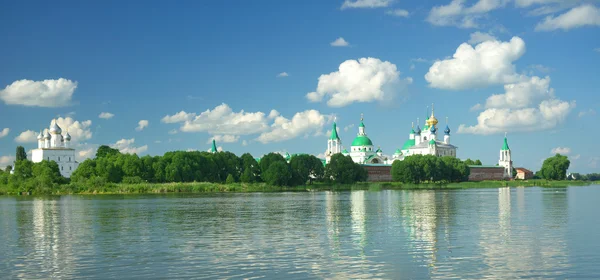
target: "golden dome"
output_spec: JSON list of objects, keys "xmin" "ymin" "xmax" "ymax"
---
[{"xmin": 426, "ymin": 103, "xmax": 438, "ymax": 127}]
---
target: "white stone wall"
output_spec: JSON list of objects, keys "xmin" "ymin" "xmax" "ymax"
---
[{"xmin": 31, "ymin": 148, "xmax": 78, "ymax": 178}]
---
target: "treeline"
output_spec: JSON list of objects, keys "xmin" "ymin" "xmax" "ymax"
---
[
  {"xmin": 71, "ymin": 146, "xmax": 366, "ymax": 187},
  {"xmin": 569, "ymin": 173, "xmax": 600, "ymax": 181},
  {"xmin": 0, "ymin": 145, "xmax": 369, "ymax": 194},
  {"xmin": 391, "ymin": 154, "xmax": 471, "ymax": 184}
]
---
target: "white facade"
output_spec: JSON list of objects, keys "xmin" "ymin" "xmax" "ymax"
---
[
  {"xmin": 326, "ymin": 115, "xmax": 390, "ymax": 164},
  {"xmin": 31, "ymin": 120, "xmax": 78, "ymax": 178},
  {"xmin": 498, "ymin": 135, "xmax": 512, "ymax": 178}
]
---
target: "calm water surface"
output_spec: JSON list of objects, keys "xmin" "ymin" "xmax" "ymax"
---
[{"xmin": 1, "ymin": 186, "xmax": 600, "ymax": 279}]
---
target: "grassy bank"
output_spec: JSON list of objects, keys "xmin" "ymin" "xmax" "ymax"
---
[{"xmin": 1, "ymin": 180, "xmax": 596, "ymax": 195}]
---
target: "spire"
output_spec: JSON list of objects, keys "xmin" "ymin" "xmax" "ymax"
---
[
  {"xmin": 502, "ymin": 133, "xmax": 510, "ymax": 151},
  {"xmin": 444, "ymin": 117, "xmax": 451, "ymax": 135},
  {"xmin": 410, "ymin": 122, "xmax": 415, "ymax": 134},
  {"xmin": 359, "ymin": 113, "xmax": 365, "ymax": 128},
  {"xmin": 330, "ymin": 120, "xmax": 340, "ymax": 140},
  {"xmin": 211, "ymin": 139, "xmax": 218, "ymax": 153}
]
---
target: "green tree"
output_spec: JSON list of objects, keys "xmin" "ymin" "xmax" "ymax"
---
[
  {"xmin": 539, "ymin": 154, "xmax": 570, "ymax": 180},
  {"xmin": 5, "ymin": 165, "xmax": 12, "ymax": 173},
  {"xmin": 464, "ymin": 158, "xmax": 475, "ymax": 165},
  {"xmin": 263, "ymin": 161, "xmax": 292, "ymax": 186},
  {"xmin": 16, "ymin": 146, "xmax": 27, "ymax": 162},
  {"xmin": 95, "ymin": 145, "xmax": 120, "ymax": 158},
  {"xmin": 259, "ymin": 153, "xmax": 287, "ymax": 178},
  {"xmin": 325, "ymin": 154, "xmax": 366, "ymax": 184},
  {"xmin": 240, "ymin": 153, "xmax": 261, "ymax": 183},
  {"xmin": 13, "ymin": 160, "xmax": 34, "ymax": 179},
  {"xmin": 289, "ymin": 154, "xmax": 325, "ymax": 185},
  {"xmin": 71, "ymin": 159, "xmax": 97, "ymax": 183},
  {"xmin": 474, "ymin": 159, "xmax": 482, "ymax": 165},
  {"xmin": 225, "ymin": 174, "xmax": 236, "ymax": 184}
]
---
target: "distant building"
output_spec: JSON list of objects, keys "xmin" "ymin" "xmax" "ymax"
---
[
  {"xmin": 515, "ymin": 168, "xmax": 533, "ymax": 180},
  {"xmin": 498, "ymin": 134, "xmax": 513, "ymax": 179},
  {"xmin": 31, "ymin": 120, "xmax": 78, "ymax": 178}
]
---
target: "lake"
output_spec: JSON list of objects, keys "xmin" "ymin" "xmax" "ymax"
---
[{"xmin": 1, "ymin": 186, "xmax": 599, "ymax": 279}]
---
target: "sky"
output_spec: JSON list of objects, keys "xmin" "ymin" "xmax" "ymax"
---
[{"xmin": 0, "ymin": 0, "xmax": 599, "ymax": 173}]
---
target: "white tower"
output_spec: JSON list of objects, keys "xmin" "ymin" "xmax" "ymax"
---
[
  {"xmin": 64, "ymin": 130, "xmax": 71, "ymax": 148},
  {"xmin": 415, "ymin": 118, "xmax": 422, "ymax": 145},
  {"xmin": 444, "ymin": 117, "xmax": 451, "ymax": 145},
  {"xmin": 43, "ymin": 130, "xmax": 50, "ymax": 148},
  {"xmin": 37, "ymin": 130, "xmax": 43, "ymax": 149},
  {"xmin": 326, "ymin": 119, "xmax": 342, "ymax": 163},
  {"xmin": 499, "ymin": 133, "xmax": 513, "ymax": 179}
]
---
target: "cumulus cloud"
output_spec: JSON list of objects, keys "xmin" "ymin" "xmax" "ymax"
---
[
  {"xmin": 458, "ymin": 99, "xmax": 575, "ymax": 134},
  {"xmin": 98, "ymin": 112, "xmax": 114, "ymax": 119},
  {"xmin": 386, "ymin": 9, "xmax": 410, "ymax": 17},
  {"xmin": 344, "ymin": 124, "xmax": 355, "ymax": 132},
  {"xmin": 551, "ymin": 147, "xmax": 571, "ymax": 155},
  {"xmin": 425, "ymin": 36, "xmax": 526, "ymax": 90},
  {"xmin": 54, "ymin": 117, "xmax": 93, "ymax": 143},
  {"xmin": 468, "ymin": 31, "xmax": 497, "ymax": 44},
  {"xmin": 164, "ymin": 103, "xmax": 270, "ymax": 135},
  {"xmin": 14, "ymin": 130, "xmax": 38, "ymax": 143},
  {"xmin": 535, "ymin": 4, "xmax": 600, "ymax": 31},
  {"xmin": 111, "ymin": 138, "xmax": 148, "ymax": 155},
  {"xmin": 257, "ymin": 110, "xmax": 330, "ymax": 144},
  {"xmin": 161, "ymin": 111, "xmax": 195, "ymax": 123},
  {"xmin": 136, "ymin": 120, "xmax": 149, "ymax": 131},
  {"xmin": 330, "ymin": 37, "xmax": 350, "ymax": 47},
  {"xmin": 277, "ymin": 72, "xmax": 289, "ymax": 77},
  {"xmin": 341, "ymin": 0, "xmax": 391, "ymax": 9},
  {"xmin": 77, "ymin": 145, "xmax": 98, "ymax": 161},
  {"xmin": 306, "ymin": 57, "xmax": 411, "ymax": 107},
  {"xmin": 0, "ymin": 155, "xmax": 15, "ymax": 169},
  {"xmin": 485, "ymin": 76, "xmax": 554, "ymax": 109},
  {"xmin": 427, "ymin": 0, "xmax": 510, "ymax": 28},
  {"xmin": 0, "ymin": 78, "xmax": 77, "ymax": 107},
  {"xmin": 0, "ymin": 128, "xmax": 9, "ymax": 138},
  {"xmin": 515, "ymin": 0, "xmax": 564, "ymax": 8},
  {"xmin": 208, "ymin": 135, "xmax": 240, "ymax": 144}
]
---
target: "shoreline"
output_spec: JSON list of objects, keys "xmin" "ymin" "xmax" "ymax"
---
[{"xmin": 1, "ymin": 180, "xmax": 596, "ymax": 196}]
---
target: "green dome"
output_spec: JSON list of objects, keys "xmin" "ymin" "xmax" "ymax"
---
[
  {"xmin": 429, "ymin": 139, "xmax": 436, "ymax": 145},
  {"xmin": 402, "ymin": 139, "xmax": 415, "ymax": 150},
  {"xmin": 395, "ymin": 149, "xmax": 401, "ymax": 154},
  {"xmin": 376, "ymin": 147, "xmax": 382, "ymax": 153},
  {"xmin": 352, "ymin": 135, "xmax": 373, "ymax": 146},
  {"xmin": 342, "ymin": 149, "xmax": 349, "ymax": 153}
]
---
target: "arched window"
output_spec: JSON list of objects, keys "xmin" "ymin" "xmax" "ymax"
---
[
  {"xmin": 61, "ymin": 166, "xmax": 63, "ymax": 170},
  {"xmin": 58, "ymin": 157, "xmax": 60, "ymax": 161},
  {"xmin": 423, "ymin": 137, "xmax": 427, "ymax": 140}
]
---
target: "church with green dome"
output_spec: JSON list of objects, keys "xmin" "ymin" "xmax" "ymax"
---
[
  {"xmin": 325, "ymin": 114, "xmax": 388, "ymax": 164},
  {"xmin": 324, "ymin": 104, "xmax": 458, "ymax": 165}
]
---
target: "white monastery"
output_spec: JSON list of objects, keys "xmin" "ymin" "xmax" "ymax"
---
[
  {"xmin": 31, "ymin": 120, "xmax": 79, "ymax": 178},
  {"xmin": 325, "ymin": 104, "xmax": 458, "ymax": 164}
]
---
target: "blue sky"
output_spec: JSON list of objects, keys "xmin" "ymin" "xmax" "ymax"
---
[{"xmin": 1, "ymin": 0, "xmax": 599, "ymax": 173}]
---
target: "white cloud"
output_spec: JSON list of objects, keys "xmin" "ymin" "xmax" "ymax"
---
[
  {"xmin": 98, "ymin": 112, "xmax": 114, "ymax": 119},
  {"xmin": 529, "ymin": 64, "xmax": 553, "ymax": 73},
  {"xmin": 306, "ymin": 57, "xmax": 411, "ymax": 107},
  {"xmin": 0, "ymin": 155, "xmax": 15, "ymax": 169},
  {"xmin": 427, "ymin": 0, "xmax": 510, "ymax": 28},
  {"xmin": 385, "ymin": 9, "xmax": 410, "ymax": 17},
  {"xmin": 161, "ymin": 111, "xmax": 195, "ymax": 123},
  {"xmin": 344, "ymin": 124, "xmax": 355, "ymax": 132},
  {"xmin": 54, "ymin": 117, "xmax": 93, "ymax": 143},
  {"xmin": 485, "ymin": 76, "xmax": 554, "ymax": 109},
  {"xmin": 277, "ymin": 72, "xmax": 289, "ymax": 77},
  {"xmin": 535, "ymin": 4, "xmax": 600, "ymax": 31},
  {"xmin": 168, "ymin": 129, "xmax": 178, "ymax": 135},
  {"xmin": 515, "ymin": 0, "xmax": 563, "ymax": 8},
  {"xmin": 0, "ymin": 78, "xmax": 77, "ymax": 107},
  {"xmin": 470, "ymin": 103, "xmax": 483, "ymax": 111},
  {"xmin": 578, "ymin": 109, "xmax": 596, "ymax": 118},
  {"xmin": 341, "ymin": 0, "xmax": 391, "ymax": 9},
  {"xmin": 78, "ymin": 147, "xmax": 96, "ymax": 161},
  {"xmin": 0, "ymin": 128, "xmax": 9, "ymax": 138},
  {"xmin": 154, "ymin": 140, "xmax": 162, "ymax": 144},
  {"xmin": 551, "ymin": 147, "xmax": 571, "ymax": 155},
  {"xmin": 330, "ymin": 37, "xmax": 350, "ymax": 47},
  {"xmin": 187, "ymin": 148, "xmax": 198, "ymax": 152},
  {"xmin": 571, "ymin": 154, "xmax": 581, "ymax": 160},
  {"xmin": 208, "ymin": 135, "xmax": 240, "ymax": 144},
  {"xmin": 136, "ymin": 120, "xmax": 149, "ymax": 131},
  {"xmin": 242, "ymin": 140, "xmax": 249, "ymax": 146},
  {"xmin": 329, "ymin": 37, "xmax": 350, "ymax": 47},
  {"xmin": 165, "ymin": 103, "xmax": 270, "ymax": 135},
  {"xmin": 468, "ymin": 31, "xmax": 497, "ymax": 44},
  {"xmin": 111, "ymin": 138, "xmax": 148, "ymax": 155},
  {"xmin": 268, "ymin": 110, "xmax": 280, "ymax": 119},
  {"xmin": 14, "ymin": 130, "xmax": 38, "ymax": 143},
  {"xmin": 425, "ymin": 36, "xmax": 526, "ymax": 90},
  {"xmin": 257, "ymin": 110, "xmax": 330, "ymax": 144},
  {"xmin": 458, "ymin": 99, "xmax": 575, "ymax": 134}
]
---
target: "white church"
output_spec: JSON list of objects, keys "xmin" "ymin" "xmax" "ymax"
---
[
  {"xmin": 325, "ymin": 104, "xmax": 458, "ymax": 165},
  {"xmin": 31, "ymin": 120, "xmax": 79, "ymax": 178}
]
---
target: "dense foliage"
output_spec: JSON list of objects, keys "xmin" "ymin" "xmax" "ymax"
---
[
  {"xmin": 538, "ymin": 154, "xmax": 570, "ymax": 180},
  {"xmin": 324, "ymin": 154, "xmax": 368, "ymax": 184},
  {"xmin": 391, "ymin": 155, "xmax": 470, "ymax": 184},
  {"xmin": 569, "ymin": 173, "xmax": 600, "ymax": 181},
  {"xmin": 16, "ymin": 146, "xmax": 27, "ymax": 162}
]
